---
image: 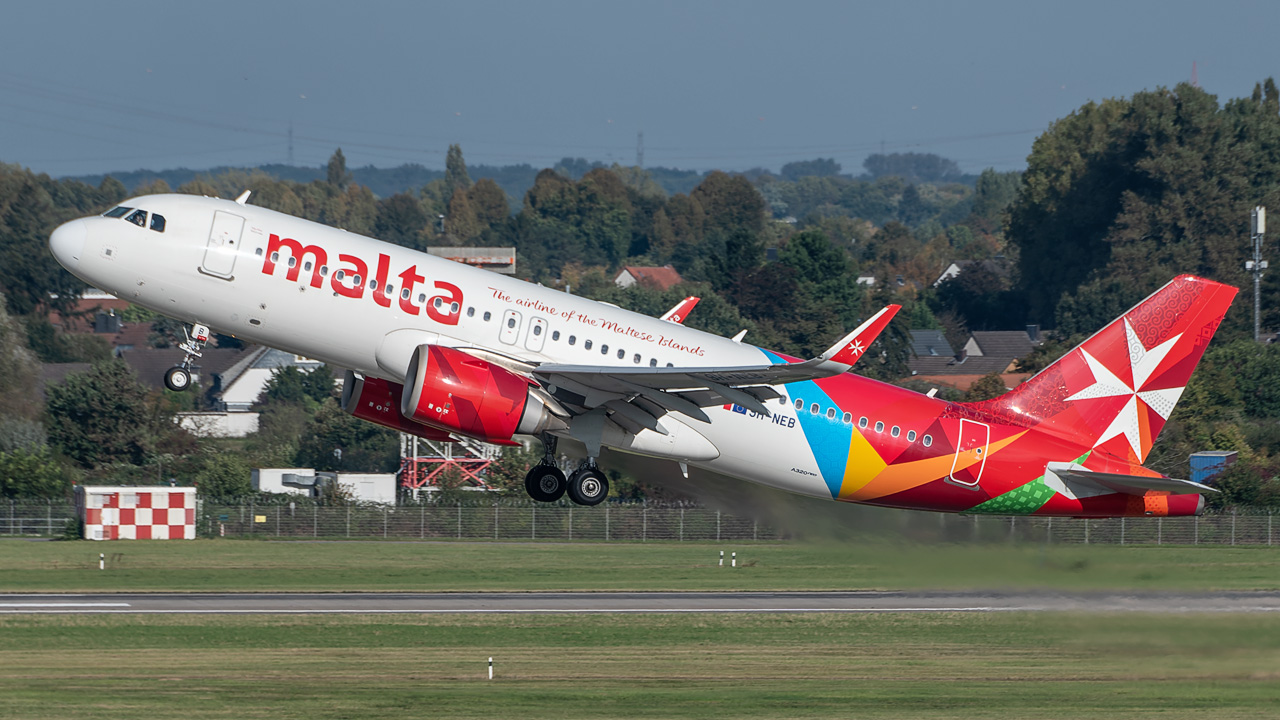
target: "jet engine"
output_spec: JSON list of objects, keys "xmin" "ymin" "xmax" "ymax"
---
[
  {"xmin": 340, "ymin": 371, "xmax": 456, "ymax": 442},
  {"xmin": 401, "ymin": 344, "xmax": 566, "ymax": 444}
]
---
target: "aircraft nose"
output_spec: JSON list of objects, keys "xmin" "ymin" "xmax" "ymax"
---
[{"xmin": 49, "ymin": 218, "xmax": 87, "ymax": 270}]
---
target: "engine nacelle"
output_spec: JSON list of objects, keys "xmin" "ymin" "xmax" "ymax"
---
[
  {"xmin": 340, "ymin": 371, "xmax": 455, "ymax": 442},
  {"xmin": 401, "ymin": 344, "xmax": 565, "ymax": 444}
]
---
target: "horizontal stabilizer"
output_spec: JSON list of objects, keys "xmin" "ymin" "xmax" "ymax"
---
[{"xmin": 1046, "ymin": 463, "xmax": 1216, "ymax": 498}]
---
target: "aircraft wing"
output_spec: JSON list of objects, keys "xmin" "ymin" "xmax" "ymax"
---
[
  {"xmin": 660, "ymin": 296, "xmax": 700, "ymax": 324},
  {"xmin": 532, "ymin": 304, "xmax": 902, "ymax": 423}
]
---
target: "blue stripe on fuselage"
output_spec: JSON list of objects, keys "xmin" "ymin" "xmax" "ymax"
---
[{"xmin": 759, "ymin": 349, "xmax": 851, "ymax": 499}]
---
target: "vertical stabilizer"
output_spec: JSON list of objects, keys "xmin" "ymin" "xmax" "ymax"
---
[{"xmin": 971, "ymin": 275, "xmax": 1237, "ymax": 463}]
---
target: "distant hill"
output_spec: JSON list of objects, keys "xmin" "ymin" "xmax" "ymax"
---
[{"xmin": 65, "ymin": 159, "xmax": 711, "ymax": 203}]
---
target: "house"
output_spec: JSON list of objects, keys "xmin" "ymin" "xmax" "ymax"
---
[
  {"xmin": 932, "ymin": 256, "xmax": 1012, "ymax": 288},
  {"xmin": 904, "ymin": 326, "xmax": 1041, "ymax": 392},
  {"xmin": 211, "ymin": 346, "xmax": 325, "ymax": 412},
  {"xmin": 614, "ymin": 265, "xmax": 684, "ymax": 291}
]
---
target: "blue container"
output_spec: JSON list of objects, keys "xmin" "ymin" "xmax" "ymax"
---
[{"xmin": 1189, "ymin": 451, "xmax": 1237, "ymax": 484}]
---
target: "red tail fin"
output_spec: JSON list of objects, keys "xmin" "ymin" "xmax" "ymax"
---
[{"xmin": 975, "ymin": 275, "xmax": 1237, "ymax": 463}]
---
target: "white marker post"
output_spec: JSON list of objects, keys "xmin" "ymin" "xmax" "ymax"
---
[
  {"xmin": 732, "ymin": 552, "xmax": 737, "ymax": 568},
  {"xmin": 719, "ymin": 550, "xmax": 724, "ymax": 567},
  {"xmin": 488, "ymin": 657, "xmax": 493, "ymax": 680},
  {"xmin": 99, "ymin": 553, "xmax": 104, "ymax": 570}
]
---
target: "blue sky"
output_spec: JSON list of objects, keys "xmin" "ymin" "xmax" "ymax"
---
[{"xmin": 3, "ymin": 0, "xmax": 1278, "ymax": 177}]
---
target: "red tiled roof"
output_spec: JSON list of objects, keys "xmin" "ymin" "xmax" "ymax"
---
[{"xmin": 619, "ymin": 265, "xmax": 684, "ymax": 291}]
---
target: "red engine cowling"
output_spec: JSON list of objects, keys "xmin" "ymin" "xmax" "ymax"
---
[
  {"xmin": 401, "ymin": 344, "xmax": 563, "ymax": 444},
  {"xmin": 340, "ymin": 371, "xmax": 456, "ymax": 442}
]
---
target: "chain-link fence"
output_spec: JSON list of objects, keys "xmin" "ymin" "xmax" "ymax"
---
[{"xmin": 3, "ymin": 499, "xmax": 1279, "ymax": 545}]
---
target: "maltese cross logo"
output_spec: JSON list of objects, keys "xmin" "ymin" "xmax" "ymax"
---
[{"xmin": 1064, "ymin": 319, "xmax": 1184, "ymax": 461}]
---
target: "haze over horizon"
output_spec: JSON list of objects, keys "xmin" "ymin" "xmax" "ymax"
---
[{"xmin": 3, "ymin": 0, "xmax": 1278, "ymax": 179}]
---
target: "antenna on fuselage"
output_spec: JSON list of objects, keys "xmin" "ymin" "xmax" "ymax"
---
[{"xmin": 235, "ymin": 190, "xmax": 252, "ymax": 205}]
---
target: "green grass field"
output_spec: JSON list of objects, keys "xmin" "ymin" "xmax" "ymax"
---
[
  {"xmin": 2, "ymin": 612, "xmax": 1278, "ymax": 719},
  {"xmin": 2, "ymin": 538, "xmax": 1280, "ymax": 592}
]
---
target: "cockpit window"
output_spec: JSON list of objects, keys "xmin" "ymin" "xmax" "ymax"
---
[
  {"xmin": 103, "ymin": 206, "xmax": 132, "ymax": 218},
  {"xmin": 149, "ymin": 214, "xmax": 166, "ymax": 233},
  {"xmin": 125, "ymin": 209, "xmax": 147, "ymax": 227}
]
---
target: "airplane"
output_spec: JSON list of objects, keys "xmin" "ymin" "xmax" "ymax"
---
[{"xmin": 48, "ymin": 193, "xmax": 1236, "ymax": 516}]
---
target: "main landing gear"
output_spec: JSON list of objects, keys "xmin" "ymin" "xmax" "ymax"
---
[
  {"xmin": 522, "ymin": 435, "xmax": 610, "ymax": 506},
  {"xmin": 163, "ymin": 323, "xmax": 210, "ymax": 392}
]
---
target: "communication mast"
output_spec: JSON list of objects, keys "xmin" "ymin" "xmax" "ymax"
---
[
  {"xmin": 1247, "ymin": 206, "xmax": 1267, "ymax": 340},
  {"xmin": 636, "ymin": 130, "xmax": 644, "ymax": 168}
]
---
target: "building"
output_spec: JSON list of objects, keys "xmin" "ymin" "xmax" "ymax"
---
[
  {"xmin": 426, "ymin": 247, "xmax": 516, "ymax": 274},
  {"xmin": 614, "ymin": 265, "xmax": 684, "ymax": 291},
  {"xmin": 76, "ymin": 486, "xmax": 197, "ymax": 540},
  {"xmin": 905, "ymin": 327, "xmax": 1041, "ymax": 392}
]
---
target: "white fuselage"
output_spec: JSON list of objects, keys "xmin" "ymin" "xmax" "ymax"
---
[{"xmin": 50, "ymin": 194, "xmax": 834, "ymax": 498}]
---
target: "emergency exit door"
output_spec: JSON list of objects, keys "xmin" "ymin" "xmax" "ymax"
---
[
  {"xmin": 949, "ymin": 419, "xmax": 990, "ymax": 487},
  {"xmin": 202, "ymin": 211, "xmax": 244, "ymax": 279}
]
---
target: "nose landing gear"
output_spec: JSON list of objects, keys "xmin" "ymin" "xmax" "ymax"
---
[{"xmin": 163, "ymin": 323, "xmax": 210, "ymax": 393}]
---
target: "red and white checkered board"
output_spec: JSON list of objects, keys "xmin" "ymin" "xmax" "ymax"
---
[{"xmin": 83, "ymin": 489, "xmax": 196, "ymax": 540}]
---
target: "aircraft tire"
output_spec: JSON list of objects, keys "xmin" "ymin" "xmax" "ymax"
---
[
  {"xmin": 524, "ymin": 464, "xmax": 567, "ymax": 502},
  {"xmin": 567, "ymin": 467, "xmax": 609, "ymax": 507},
  {"xmin": 164, "ymin": 366, "xmax": 192, "ymax": 392}
]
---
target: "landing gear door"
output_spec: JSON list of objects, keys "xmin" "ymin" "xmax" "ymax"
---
[
  {"xmin": 499, "ymin": 309, "xmax": 522, "ymax": 345},
  {"xmin": 525, "ymin": 316, "xmax": 548, "ymax": 353},
  {"xmin": 949, "ymin": 418, "xmax": 990, "ymax": 487},
  {"xmin": 202, "ymin": 211, "xmax": 244, "ymax": 279}
]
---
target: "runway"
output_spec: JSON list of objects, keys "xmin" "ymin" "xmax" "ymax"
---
[{"xmin": 4, "ymin": 591, "xmax": 1280, "ymax": 614}]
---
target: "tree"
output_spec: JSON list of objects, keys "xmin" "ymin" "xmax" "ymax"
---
[
  {"xmin": 375, "ymin": 192, "xmax": 429, "ymax": 249},
  {"xmin": 444, "ymin": 187, "xmax": 483, "ymax": 243},
  {"xmin": 0, "ymin": 447, "xmax": 69, "ymax": 498},
  {"xmin": 862, "ymin": 153, "xmax": 963, "ymax": 183},
  {"xmin": 445, "ymin": 144, "xmax": 473, "ymax": 199},
  {"xmin": 780, "ymin": 158, "xmax": 841, "ymax": 181},
  {"xmin": 327, "ymin": 148, "xmax": 352, "ymax": 189},
  {"xmin": 294, "ymin": 397, "xmax": 399, "ymax": 472},
  {"xmin": 971, "ymin": 168, "xmax": 1022, "ymax": 227},
  {"xmin": 46, "ymin": 361, "xmax": 159, "ymax": 468},
  {"xmin": 193, "ymin": 449, "xmax": 253, "ymax": 499},
  {"xmin": 467, "ymin": 178, "xmax": 511, "ymax": 228},
  {"xmin": 965, "ymin": 373, "xmax": 1008, "ymax": 402}
]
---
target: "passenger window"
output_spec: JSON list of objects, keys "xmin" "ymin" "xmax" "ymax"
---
[
  {"xmin": 633, "ymin": 354, "xmax": 641, "ymax": 364},
  {"xmin": 810, "ymin": 403, "xmax": 819, "ymax": 415},
  {"xmin": 352, "ymin": 274, "xmax": 362, "ymax": 285},
  {"xmin": 103, "ymin": 206, "xmax": 132, "ymax": 218},
  {"xmin": 874, "ymin": 421, "xmax": 884, "ymax": 433},
  {"xmin": 858, "ymin": 417, "xmax": 868, "ymax": 428},
  {"xmin": 891, "ymin": 426, "xmax": 901, "ymax": 438},
  {"xmin": 666, "ymin": 363, "xmax": 674, "ymax": 367},
  {"xmin": 418, "ymin": 293, "xmax": 426, "ymax": 303},
  {"xmin": 483, "ymin": 311, "xmax": 492, "ymax": 321},
  {"xmin": 568, "ymin": 335, "xmax": 576, "ymax": 346},
  {"xmin": 450, "ymin": 302, "xmax": 459, "ymax": 314},
  {"xmin": 533, "ymin": 325, "xmax": 543, "ymax": 336},
  {"xmin": 507, "ymin": 317, "xmax": 516, "ymax": 329},
  {"xmin": 585, "ymin": 340, "xmax": 593, "ymax": 350},
  {"xmin": 923, "ymin": 434, "xmax": 933, "ymax": 447},
  {"xmin": 842, "ymin": 412, "xmax": 852, "ymax": 424},
  {"xmin": 907, "ymin": 430, "xmax": 917, "ymax": 442},
  {"xmin": 552, "ymin": 331, "xmax": 560, "ymax": 341},
  {"xmin": 125, "ymin": 210, "xmax": 147, "ymax": 227},
  {"xmin": 617, "ymin": 349, "xmax": 625, "ymax": 359},
  {"xmin": 649, "ymin": 358, "xmax": 657, "ymax": 367},
  {"xmin": 149, "ymin": 214, "xmax": 165, "ymax": 232},
  {"xmin": 370, "ymin": 280, "xmax": 378, "ymax": 290},
  {"xmin": 335, "ymin": 270, "xmax": 345, "ymax": 281},
  {"xmin": 401, "ymin": 288, "xmax": 410, "ymax": 300},
  {"xmin": 467, "ymin": 307, "xmax": 475, "ymax": 317},
  {"xmin": 320, "ymin": 265, "xmax": 329, "ymax": 276},
  {"xmin": 288, "ymin": 257, "xmax": 297, "ymax": 268},
  {"xmin": 601, "ymin": 344, "xmax": 609, "ymax": 354},
  {"xmin": 304, "ymin": 261, "xmax": 313, "ymax": 272},
  {"xmin": 794, "ymin": 399, "xmax": 803, "ymax": 410},
  {"xmin": 385, "ymin": 285, "xmax": 395, "ymax": 297},
  {"xmin": 826, "ymin": 408, "xmax": 837, "ymax": 420}
]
